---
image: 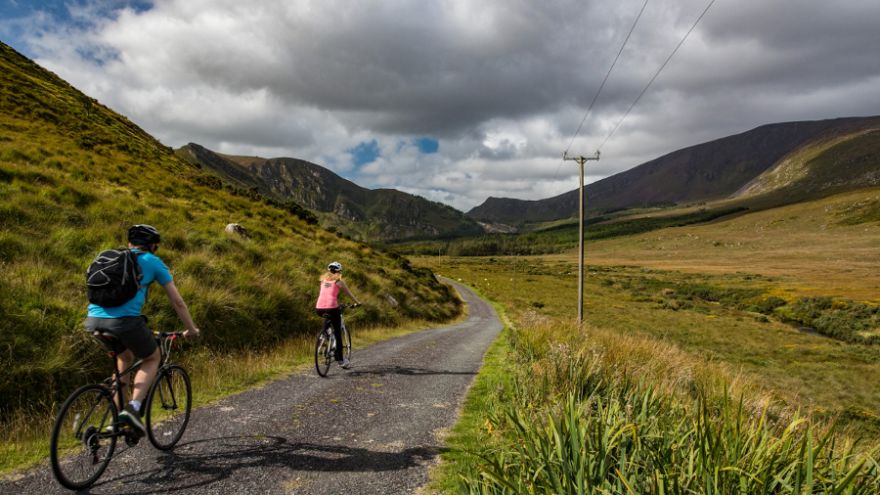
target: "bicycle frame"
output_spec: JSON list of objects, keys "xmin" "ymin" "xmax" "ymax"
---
[
  {"xmin": 94, "ymin": 332, "xmax": 180, "ymax": 413},
  {"xmin": 319, "ymin": 305, "xmax": 353, "ymax": 345}
]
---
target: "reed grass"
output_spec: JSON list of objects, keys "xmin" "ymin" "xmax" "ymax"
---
[{"xmin": 446, "ymin": 316, "xmax": 880, "ymax": 494}]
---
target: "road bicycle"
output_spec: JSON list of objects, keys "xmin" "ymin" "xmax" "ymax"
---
[
  {"xmin": 314, "ymin": 304, "xmax": 359, "ymax": 377},
  {"xmin": 49, "ymin": 331, "xmax": 192, "ymax": 490}
]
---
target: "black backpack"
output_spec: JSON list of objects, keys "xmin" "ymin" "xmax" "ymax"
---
[{"xmin": 86, "ymin": 249, "xmax": 143, "ymax": 307}]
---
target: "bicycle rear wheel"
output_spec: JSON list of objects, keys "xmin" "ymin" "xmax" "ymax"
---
[
  {"xmin": 50, "ymin": 384, "xmax": 118, "ymax": 490},
  {"xmin": 315, "ymin": 328, "xmax": 333, "ymax": 377},
  {"xmin": 146, "ymin": 364, "xmax": 192, "ymax": 450}
]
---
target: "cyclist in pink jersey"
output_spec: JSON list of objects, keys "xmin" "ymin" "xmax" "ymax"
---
[{"xmin": 315, "ymin": 261, "xmax": 361, "ymax": 368}]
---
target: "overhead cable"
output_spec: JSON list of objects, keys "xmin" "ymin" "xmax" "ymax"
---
[
  {"xmin": 598, "ymin": 0, "xmax": 717, "ymax": 151},
  {"xmin": 564, "ymin": 0, "xmax": 650, "ymax": 156}
]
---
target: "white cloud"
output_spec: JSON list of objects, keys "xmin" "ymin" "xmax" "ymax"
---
[{"xmin": 3, "ymin": 0, "xmax": 880, "ymax": 211}]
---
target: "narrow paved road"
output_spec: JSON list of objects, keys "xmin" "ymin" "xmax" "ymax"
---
[{"xmin": 3, "ymin": 280, "xmax": 502, "ymax": 494}]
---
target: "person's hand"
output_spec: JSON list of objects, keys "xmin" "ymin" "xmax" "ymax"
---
[{"xmin": 183, "ymin": 328, "xmax": 201, "ymax": 339}]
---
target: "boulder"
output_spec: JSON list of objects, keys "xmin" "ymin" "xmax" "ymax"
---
[{"xmin": 225, "ymin": 223, "xmax": 249, "ymax": 238}]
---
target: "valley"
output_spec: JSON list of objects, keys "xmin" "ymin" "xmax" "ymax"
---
[
  {"xmin": 417, "ymin": 189, "xmax": 880, "ymax": 491},
  {"xmin": 3, "ymin": 32, "xmax": 880, "ymax": 491}
]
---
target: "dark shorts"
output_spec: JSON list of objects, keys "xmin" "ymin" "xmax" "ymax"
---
[{"xmin": 84, "ymin": 316, "xmax": 157, "ymax": 358}]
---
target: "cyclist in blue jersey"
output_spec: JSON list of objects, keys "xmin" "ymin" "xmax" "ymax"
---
[{"xmin": 84, "ymin": 224, "xmax": 200, "ymax": 435}]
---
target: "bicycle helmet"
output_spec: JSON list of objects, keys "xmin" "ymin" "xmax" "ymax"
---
[
  {"xmin": 328, "ymin": 261, "xmax": 342, "ymax": 273},
  {"xmin": 128, "ymin": 224, "xmax": 161, "ymax": 245}
]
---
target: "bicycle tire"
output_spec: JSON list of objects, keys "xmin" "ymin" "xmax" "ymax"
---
[
  {"xmin": 341, "ymin": 325, "xmax": 352, "ymax": 362},
  {"xmin": 50, "ymin": 384, "xmax": 118, "ymax": 490},
  {"xmin": 315, "ymin": 327, "xmax": 333, "ymax": 377},
  {"xmin": 145, "ymin": 364, "xmax": 192, "ymax": 450}
]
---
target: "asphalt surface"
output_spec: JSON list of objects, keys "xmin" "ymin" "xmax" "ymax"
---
[{"xmin": 2, "ymin": 280, "xmax": 502, "ymax": 494}]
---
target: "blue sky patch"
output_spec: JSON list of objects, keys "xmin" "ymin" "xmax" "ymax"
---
[
  {"xmin": 414, "ymin": 137, "xmax": 438, "ymax": 154},
  {"xmin": 0, "ymin": 1, "xmax": 154, "ymax": 58},
  {"xmin": 349, "ymin": 139, "xmax": 380, "ymax": 167}
]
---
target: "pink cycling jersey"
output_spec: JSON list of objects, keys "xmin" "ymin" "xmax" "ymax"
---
[{"xmin": 316, "ymin": 279, "xmax": 341, "ymax": 309}]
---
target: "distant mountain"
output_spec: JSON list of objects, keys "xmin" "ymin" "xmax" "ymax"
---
[
  {"xmin": 468, "ymin": 116, "xmax": 880, "ymax": 226},
  {"xmin": 177, "ymin": 143, "xmax": 484, "ymax": 242}
]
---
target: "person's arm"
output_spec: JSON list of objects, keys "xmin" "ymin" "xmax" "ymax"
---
[
  {"xmin": 163, "ymin": 281, "xmax": 201, "ymax": 337},
  {"xmin": 337, "ymin": 280, "xmax": 361, "ymax": 305}
]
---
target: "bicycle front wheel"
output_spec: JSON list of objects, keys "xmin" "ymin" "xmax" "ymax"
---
[
  {"xmin": 315, "ymin": 329, "xmax": 332, "ymax": 377},
  {"xmin": 341, "ymin": 325, "xmax": 352, "ymax": 362},
  {"xmin": 50, "ymin": 384, "xmax": 118, "ymax": 490},
  {"xmin": 145, "ymin": 364, "xmax": 192, "ymax": 450}
]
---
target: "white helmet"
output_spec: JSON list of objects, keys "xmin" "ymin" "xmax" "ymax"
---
[{"xmin": 328, "ymin": 261, "xmax": 342, "ymax": 273}]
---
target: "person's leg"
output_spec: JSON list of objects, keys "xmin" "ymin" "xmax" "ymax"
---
[
  {"xmin": 130, "ymin": 347, "xmax": 160, "ymax": 404},
  {"xmin": 115, "ymin": 350, "xmax": 134, "ymax": 410},
  {"xmin": 113, "ymin": 317, "xmax": 159, "ymax": 416},
  {"xmin": 329, "ymin": 309, "xmax": 343, "ymax": 361}
]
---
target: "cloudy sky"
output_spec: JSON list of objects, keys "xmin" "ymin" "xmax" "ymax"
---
[{"xmin": 2, "ymin": 0, "xmax": 879, "ymax": 211}]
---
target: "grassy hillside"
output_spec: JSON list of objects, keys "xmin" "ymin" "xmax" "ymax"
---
[
  {"xmin": 0, "ymin": 41, "xmax": 460, "ymax": 421},
  {"xmin": 737, "ymin": 129, "xmax": 880, "ymax": 204},
  {"xmin": 585, "ymin": 187, "xmax": 880, "ymax": 304}
]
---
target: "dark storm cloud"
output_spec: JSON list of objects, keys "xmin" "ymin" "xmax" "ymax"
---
[{"xmin": 2, "ymin": 0, "xmax": 879, "ymax": 210}]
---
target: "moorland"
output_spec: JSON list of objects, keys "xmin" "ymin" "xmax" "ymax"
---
[{"xmin": 418, "ymin": 186, "xmax": 880, "ymax": 492}]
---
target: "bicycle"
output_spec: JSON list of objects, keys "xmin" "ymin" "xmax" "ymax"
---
[
  {"xmin": 314, "ymin": 303, "xmax": 358, "ymax": 377},
  {"xmin": 50, "ymin": 331, "xmax": 193, "ymax": 490}
]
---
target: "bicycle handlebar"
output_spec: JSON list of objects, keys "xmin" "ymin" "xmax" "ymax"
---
[{"xmin": 156, "ymin": 331, "xmax": 185, "ymax": 339}]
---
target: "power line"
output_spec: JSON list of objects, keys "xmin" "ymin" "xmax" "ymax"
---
[
  {"xmin": 598, "ymin": 0, "xmax": 717, "ymax": 151},
  {"xmin": 564, "ymin": 0, "xmax": 650, "ymax": 156}
]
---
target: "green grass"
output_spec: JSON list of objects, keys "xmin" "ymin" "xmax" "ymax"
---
[
  {"xmin": 430, "ymin": 326, "xmax": 515, "ymax": 494},
  {"xmin": 423, "ymin": 257, "xmax": 880, "ymax": 438},
  {"xmin": 423, "ymin": 270, "xmax": 880, "ymax": 493},
  {"xmin": 391, "ymin": 206, "xmax": 748, "ymax": 257}
]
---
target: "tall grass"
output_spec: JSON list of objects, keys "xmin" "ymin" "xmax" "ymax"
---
[{"xmin": 445, "ymin": 315, "xmax": 880, "ymax": 494}]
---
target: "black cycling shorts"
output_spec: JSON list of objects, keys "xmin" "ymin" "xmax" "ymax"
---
[{"xmin": 84, "ymin": 316, "xmax": 157, "ymax": 358}]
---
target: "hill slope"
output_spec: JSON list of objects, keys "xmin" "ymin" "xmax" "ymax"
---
[
  {"xmin": 177, "ymin": 143, "xmax": 485, "ymax": 242},
  {"xmin": 0, "ymin": 41, "xmax": 460, "ymax": 415},
  {"xmin": 468, "ymin": 116, "xmax": 880, "ymax": 226}
]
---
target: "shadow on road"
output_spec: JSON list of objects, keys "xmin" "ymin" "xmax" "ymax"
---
[
  {"xmin": 88, "ymin": 435, "xmax": 442, "ymax": 494},
  {"xmin": 346, "ymin": 364, "xmax": 476, "ymax": 377}
]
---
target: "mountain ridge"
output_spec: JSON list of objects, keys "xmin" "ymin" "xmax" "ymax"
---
[
  {"xmin": 468, "ymin": 116, "xmax": 880, "ymax": 226},
  {"xmin": 177, "ymin": 143, "xmax": 485, "ymax": 242}
]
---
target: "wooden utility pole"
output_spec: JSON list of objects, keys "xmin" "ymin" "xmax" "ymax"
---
[{"xmin": 563, "ymin": 150, "xmax": 600, "ymax": 324}]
